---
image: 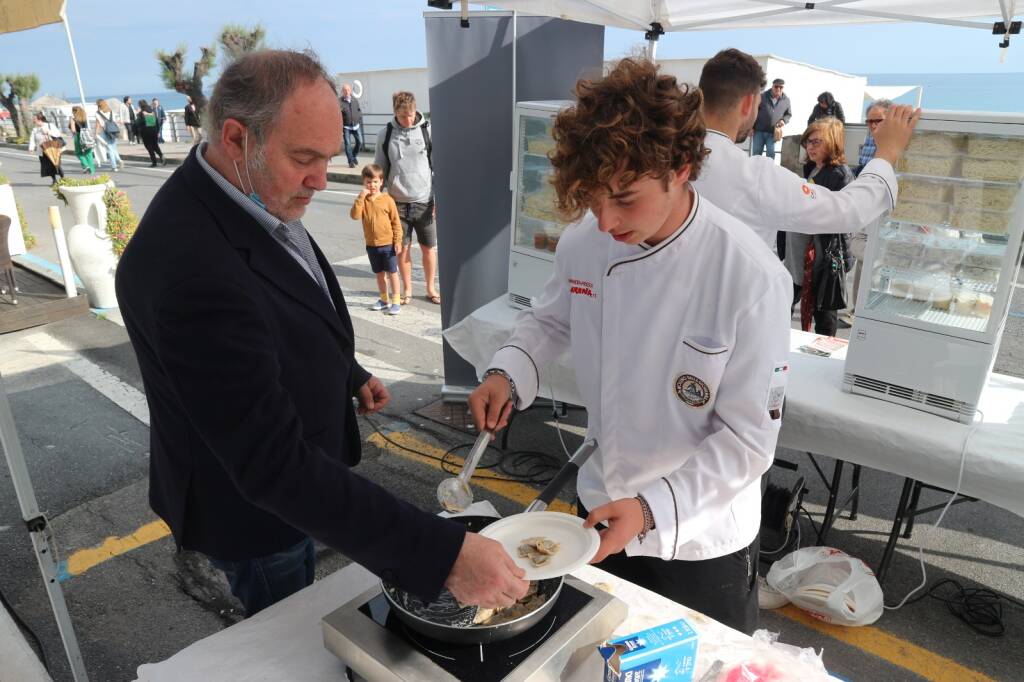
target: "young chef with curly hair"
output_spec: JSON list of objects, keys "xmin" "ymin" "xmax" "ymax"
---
[{"xmin": 468, "ymin": 58, "xmax": 792, "ymax": 634}]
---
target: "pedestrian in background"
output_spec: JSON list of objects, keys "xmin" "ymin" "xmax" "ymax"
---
[
  {"xmin": 28, "ymin": 112, "xmax": 65, "ymax": 185},
  {"xmin": 808, "ymin": 91, "xmax": 846, "ymax": 126},
  {"xmin": 153, "ymin": 97, "xmax": 167, "ymax": 143},
  {"xmin": 340, "ymin": 83, "xmax": 363, "ymax": 168},
  {"xmin": 184, "ymin": 95, "xmax": 202, "ymax": 145},
  {"xmin": 69, "ymin": 105, "xmax": 96, "ymax": 175},
  {"xmin": 113, "ymin": 96, "xmax": 131, "ymax": 142},
  {"xmin": 750, "ymin": 78, "xmax": 791, "ymax": 159},
  {"xmin": 124, "ymin": 96, "xmax": 138, "ymax": 144},
  {"xmin": 95, "ymin": 99, "xmax": 123, "ymax": 172},
  {"xmin": 375, "ymin": 91, "xmax": 441, "ymax": 305},
  {"xmin": 136, "ymin": 99, "xmax": 166, "ymax": 167}
]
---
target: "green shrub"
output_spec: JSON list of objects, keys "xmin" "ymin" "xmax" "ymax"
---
[{"xmin": 102, "ymin": 187, "xmax": 138, "ymax": 258}]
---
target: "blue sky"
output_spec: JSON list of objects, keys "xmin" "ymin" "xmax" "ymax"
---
[{"xmin": 0, "ymin": 0, "xmax": 1019, "ymax": 98}]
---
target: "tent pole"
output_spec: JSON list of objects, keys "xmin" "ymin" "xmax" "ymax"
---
[
  {"xmin": 644, "ymin": 22, "xmax": 664, "ymax": 61},
  {"xmin": 647, "ymin": 39, "xmax": 657, "ymax": 60},
  {"xmin": 59, "ymin": 2, "xmax": 88, "ymax": 108},
  {"xmin": 0, "ymin": 371, "xmax": 90, "ymax": 681},
  {"xmin": 915, "ymin": 86, "xmax": 923, "ymax": 109}
]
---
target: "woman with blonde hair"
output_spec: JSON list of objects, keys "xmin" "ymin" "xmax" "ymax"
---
[
  {"xmin": 94, "ymin": 99, "xmax": 123, "ymax": 172},
  {"xmin": 69, "ymin": 105, "xmax": 96, "ymax": 174},
  {"xmin": 785, "ymin": 117, "xmax": 854, "ymax": 336}
]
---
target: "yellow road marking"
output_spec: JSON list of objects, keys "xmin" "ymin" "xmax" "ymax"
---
[
  {"xmin": 777, "ymin": 605, "xmax": 995, "ymax": 682},
  {"xmin": 66, "ymin": 519, "xmax": 171, "ymax": 576},
  {"xmin": 368, "ymin": 430, "xmax": 575, "ymax": 514}
]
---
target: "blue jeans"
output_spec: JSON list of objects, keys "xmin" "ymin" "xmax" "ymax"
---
[
  {"xmin": 105, "ymin": 138, "xmax": 122, "ymax": 170},
  {"xmin": 750, "ymin": 129, "xmax": 776, "ymax": 158},
  {"xmin": 208, "ymin": 537, "xmax": 315, "ymax": 617},
  {"xmin": 344, "ymin": 126, "xmax": 363, "ymax": 165}
]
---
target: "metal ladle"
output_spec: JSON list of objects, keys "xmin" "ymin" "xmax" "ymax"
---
[{"xmin": 437, "ymin": 429, "xmax": 492, "ymax": 513}]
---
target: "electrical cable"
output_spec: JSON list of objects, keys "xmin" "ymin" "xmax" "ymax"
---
[
  {"xmin": 884, "ymin": 410, "xmax": 982, "ymax": 611},
  {"xmin": 903, "ymin": 578, "xmax": 1013, "ymax": 637}
]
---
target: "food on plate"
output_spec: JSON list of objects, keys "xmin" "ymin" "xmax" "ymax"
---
[
  {"xmin": 472, "ymin": 581, "xmax": 548, "ymax": 626},
  {"xmin": 518, "ymin": 536, "xmax": 561, "ymax": 566},
  {"xmin": 898, "ymin": 178, "xmax": 952, "ymax": 203},
  {"xmin": 950, "ymin": 207, "xmax": 1011, "ymax": 235},
  {"xmin": 966, "ymin": 135, "xmax": 1024, "ymax": 160},
  {"xmin": 961, "ymin": 156, "xmax": 1024, "ymax": 182},
  {"xmin": 896, "ymin": 154, "xmax": 958, "ymax": 177},
  {"xmin": 952, "ymin": 184, "xmax": 1017, "ymax": 212},
  {"xmin": 953, "ymin": 290, "xmax": 978, "ymax": 315},
  {"xmin": 889, "ymin": 277, "xmax": 952, "ymax": 309},
  {"xmin": 892, "ymin": 199, "xmax": 949, "ymax": 225},
  {"xmin": 907, "ymin": 132, "xmax": 966, "ymax": 156}
]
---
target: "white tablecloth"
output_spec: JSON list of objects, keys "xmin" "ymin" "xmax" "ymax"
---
[
  {"xmin": 443, "ymin": 296, "xmax": 1024, "ymax": 518},
  {"xmin": 136, "ymin": 560, "xmax": 832, "ymax": 681}
]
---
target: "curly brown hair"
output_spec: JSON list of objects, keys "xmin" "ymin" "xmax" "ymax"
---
[
  {"xmin": 549, "ymin": 58, "xmax": 708, "ymax": 222},
  {"xmin": 801, "ymin": 117, "xmax": 847, "ymax": 166}
]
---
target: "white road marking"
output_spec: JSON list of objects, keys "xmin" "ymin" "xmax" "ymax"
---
[
  {"xmin": 322, "ymin": 189, "xmax": 361, "ymax": 197},
  {"xmin": 25, "ymin": 332, "xmax": 151, "ymax": 427}
]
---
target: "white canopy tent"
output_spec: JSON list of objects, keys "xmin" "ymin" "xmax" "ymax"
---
[
  {"xmin": 467, "ymin": 1, "xmax": 1020, "ymax": 58},
  {"xmin": 864, "ymin": 84, "xmax": 924, "ymax": 109}
]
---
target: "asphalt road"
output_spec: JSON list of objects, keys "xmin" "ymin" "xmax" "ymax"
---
[{"xmin": 0, "ymin": 147, "xmax": 1021, "ymax": 682}]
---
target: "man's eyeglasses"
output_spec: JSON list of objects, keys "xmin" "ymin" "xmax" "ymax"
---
[
  {"xmin": 866, "ymin": 118, "xmax": 884, "ymax": 126},
  {"xmin": 804, "ymin": 138, "xmax": 824, "ymax": 148},
  {"xmin": 772, "ymin": 85, "xmax": 784, "ymax": 90}
]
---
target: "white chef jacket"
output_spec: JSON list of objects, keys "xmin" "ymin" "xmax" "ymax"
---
[
  {"xmin": 692, "ymin": 129, "xmax": 898, "ymax": 247},
  {"xmin": 489, "ymin": 190, "xmax": 792, "ymax": 561}
]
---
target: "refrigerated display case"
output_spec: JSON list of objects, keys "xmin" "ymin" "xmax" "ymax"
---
[
  {"xmin": 508, "ymin": 101, "xmax": 572, "ymax": 308},
  {"xmin": 844, "ymin": 112, "xmax": 1024, "ymax": 423}
]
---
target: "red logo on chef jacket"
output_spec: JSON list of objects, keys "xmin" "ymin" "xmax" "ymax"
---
[
  {"xmin": 674, "ymin": 374, "xmax": 711, "ymax": 408},
  {"xmin": 568, "ymin": 278, "xmax": 596, "ymax": 298},
  {"xmin": 801, "ymin": 183, "xmax": 817, "ymax": 199}
]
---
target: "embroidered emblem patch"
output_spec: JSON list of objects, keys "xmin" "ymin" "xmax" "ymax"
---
[{"xmin": 674, "ymin": 374, "xmax": 711, "ymax": 407}]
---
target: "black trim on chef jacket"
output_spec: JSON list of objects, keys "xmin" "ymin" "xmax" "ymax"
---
[
  {"xmin": 494, "ymin": 344, "xmax": 540, "ymax": 401},
  {"xmin": 857, "ymin": 171, "xmax": 897, "ymax": 210},
  {"xmin": 683, "ymin": 340, "xmax": 729, "ymax": 356},
  {"xmin": 606, "ymin": 192, "xmax": 701, "ymax": 276}
]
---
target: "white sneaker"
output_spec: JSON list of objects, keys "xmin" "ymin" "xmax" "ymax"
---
[{"xmin": 369, "ymin": 299, "xmax": 388, "ymax": 311}]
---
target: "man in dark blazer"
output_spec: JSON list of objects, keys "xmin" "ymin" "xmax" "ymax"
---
[{"xmin": 116, "ymin": 49, "xmax": 527, "ymax": 617}]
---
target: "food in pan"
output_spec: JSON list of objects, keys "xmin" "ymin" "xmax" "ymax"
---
[
  {"xmin": 472, "ymin": 581, "xmax": 548, "ymax": 626},
  {"xmin": 953, "ymin": 290, "xmax": 978, "ymax": 315},
  {"xmin": 952, "ymin": 184, "xmax": 1017, "ymax": 212},
  {"xmin": 892, "ymin": 199, "xmax": 949, "ymax": 225},
  {"xmin": 518, "ymin": 536, "xmax": 561, "ymax": 566},
  {"xmin": 966, "ymin": 135, "xmax": 1024, "ymax": 160},
  {"xmin": 907, "ymin": 132, "xmax": 966, "ymax": 156},
  {"xmin": 975, "ymin": 293, "xmax": 994, "ymax": 317},
  {"xmin": 961, "ymin": 156, "xmax": 1024, "ymax": 182},
  {"xmin": 898, "ymin": 178, "xmax": 952, "ymax": 203}
]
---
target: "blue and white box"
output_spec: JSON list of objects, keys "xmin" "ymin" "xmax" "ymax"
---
[{"xmin": 599, "ymin": 618, "xmax": 699, "ymax": 682}]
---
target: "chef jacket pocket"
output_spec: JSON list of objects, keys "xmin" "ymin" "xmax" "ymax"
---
[{"xmin": 673, "ymin": 337, "xmax": 730, "ymax": 410}]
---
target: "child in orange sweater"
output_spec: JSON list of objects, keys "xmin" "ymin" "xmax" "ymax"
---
[{"xmin": 350, "ymin": 164, "xmax": 404, "ymax": 314}]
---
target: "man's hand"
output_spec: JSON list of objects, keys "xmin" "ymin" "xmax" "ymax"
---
[
  {"xmin": 583, "ymin": 498, "xmax": 645, "ymax": 564},
  {"xmin": 395, "ymin": 242, "xmax": 403, "ymax": 255},
  {"xmin": 467, "ymin": 374, "xmax": 514, "ymax": 433},
  {"xmin": 356, "ymin": 376, "xmax": 389, "ymax": 415},
  {"xmin": 445, "ymin": 533, "xmax": 529, "ymax": 609},
  {"xmin": 873, "ymin": 104, "xmax": 922, "ymax": 166}
]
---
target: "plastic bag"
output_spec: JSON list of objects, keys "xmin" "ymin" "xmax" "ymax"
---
[{"xmin": 766, "ymin": 547, "xmax": 883, "ymax": 626}]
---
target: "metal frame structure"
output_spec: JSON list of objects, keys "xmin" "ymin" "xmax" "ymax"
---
[{"xmin": 0, "ymin": 371, "xmax": 89, "ymax": 681}]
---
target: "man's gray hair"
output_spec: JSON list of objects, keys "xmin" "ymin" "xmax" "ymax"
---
[
  {"xmin": 205, "ymin": 49, "xmax": 337, "ymax": 144},
  {"xmin": 868, "ymin": 98, "xmax": 894, "ymax": 113}
]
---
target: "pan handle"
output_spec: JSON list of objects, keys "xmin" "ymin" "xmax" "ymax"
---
[{"xmin": 525, "ymin": 439, "xmax": 597, "ymax": 513}]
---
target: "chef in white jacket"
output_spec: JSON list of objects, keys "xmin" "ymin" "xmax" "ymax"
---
[
  {"xmin": 691, "ymin": 48, "xmax": 919, "ymax": 251},
  {"xmin": 469, "ymin": 58, "xmax": 791, "ymax": 634}
]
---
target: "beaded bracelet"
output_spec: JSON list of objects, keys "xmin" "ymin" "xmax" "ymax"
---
[
  {"xmin": 482, "ymin": 368, "xmax": 517, "ymax": 406},
  {"xmin": 635, "ymin": 493, "xmax": 656, "ymax": 543}
]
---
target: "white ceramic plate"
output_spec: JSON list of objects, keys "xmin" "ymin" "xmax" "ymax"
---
[{"xmin": 480, "ymin": 511, "xmax": 601, "ymax": 580}]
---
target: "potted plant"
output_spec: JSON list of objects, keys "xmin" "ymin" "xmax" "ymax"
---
[
  {"xmin": 0, "ymin": 173, "xmax": 34, "ymax": 254},
  {"xmin": 54, "ymin": 175, "xmax": 138, "ymax": 308}
]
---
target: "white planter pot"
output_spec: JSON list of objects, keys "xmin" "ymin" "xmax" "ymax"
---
[
  {"xmin": 61, "ymin": 183, "xmax": 119, "ymax": 308},
  {"xmin": 0, "ymin": 183, "xmax": 27, "ymax": 256}
]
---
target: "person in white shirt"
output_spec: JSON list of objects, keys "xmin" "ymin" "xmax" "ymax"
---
[
  {"xmin": 468, "ymin": 58, "xmax": 792, "ymax": 634},
  {"xmin": 27, "ymin": 113, "xmax": 65, "ymax": 184},
  {"xmin": 692, "ymin": 49, "xmax": 919, "ymax": 257}
]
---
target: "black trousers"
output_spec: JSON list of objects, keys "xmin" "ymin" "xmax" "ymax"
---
[
  {"xmin": 792, "ymin": 284, "xmax": 839, "ymax": 337},
  {"xmin": 578, "ymin": 500, "xmax": 759, "ymax": 634},
  {"xmin": 140, "ymin": 127, "xmax": 163, "ymax": 164}
]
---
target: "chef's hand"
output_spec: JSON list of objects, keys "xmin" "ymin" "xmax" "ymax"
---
[
  {"xmin": 873, "ymin": 104, "xmax": 922, "ymax": 166},
  {"xmin": 467, "ymin": 374, "xmax": 514, "ymax": 434},
  {"xmin": 355, "ymin": 376, "xmax": 389, "ymax": 415},
  {"xmin": 583, "ymin": 498, "xmax": 645, "ymax": 564},
  {"xmin": 445, "ymin": 532, "xmax": 529, "ymax": 609}
]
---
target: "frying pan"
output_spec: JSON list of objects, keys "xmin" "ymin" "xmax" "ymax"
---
[{"xmin": 381, "ymin": 439, "xmax": 597, "ymax": 644}]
